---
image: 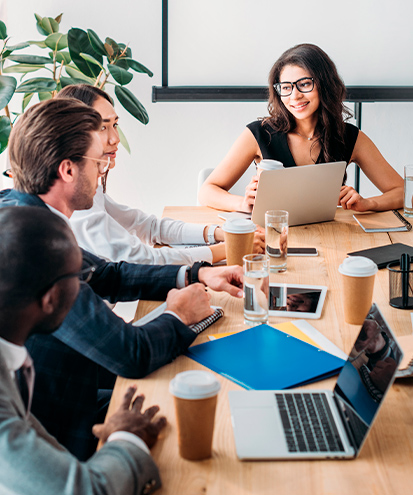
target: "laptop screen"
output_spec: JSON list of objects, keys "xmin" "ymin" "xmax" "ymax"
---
[{"xmin": 333, "ymin": 303, "xmax": 403, "ymax": 451}]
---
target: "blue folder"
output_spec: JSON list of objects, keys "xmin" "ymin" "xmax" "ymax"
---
[{"xmin": 186, "ymin": 324, "xmax": 346, "ymax": 390}]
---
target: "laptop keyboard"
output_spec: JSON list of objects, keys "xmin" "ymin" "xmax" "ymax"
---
[{"xmin": 275, "ymin": 392, "xmax": 345, "ymax": 453}]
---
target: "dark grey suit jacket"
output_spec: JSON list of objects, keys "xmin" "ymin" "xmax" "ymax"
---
[{"xmin": 0, "ymin": 349, "xmax": 161, "ymax": 495}]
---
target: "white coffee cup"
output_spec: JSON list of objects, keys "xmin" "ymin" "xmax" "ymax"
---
[{"xmin": 257, "ymin": 159, "xmax": 283, "ymax": 175}]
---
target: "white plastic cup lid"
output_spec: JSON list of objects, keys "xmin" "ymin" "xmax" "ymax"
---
[
  {"xmin": 169, "ymin": 370, "xmax": 221, "ymax": 400},
  {"xmin": 338, "ymin": 256, "xmax": 378, "ymax": 277},
  {"xmin": 222, "ymin": 218, "xmax": 256, "ymax": 234},
  {"xmin": 257, "ymin": 159, "xmax": 283, "ymax": 171}
]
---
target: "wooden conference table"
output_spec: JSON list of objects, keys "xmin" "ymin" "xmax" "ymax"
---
[{"xmin": 105, "ymin": 207, "xmax": 413, "ymax": 495}]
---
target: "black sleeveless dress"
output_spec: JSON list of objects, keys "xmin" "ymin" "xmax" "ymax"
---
[{"xmin": 246, "ymin": 120, "xmax": 359, "ymax": 168}]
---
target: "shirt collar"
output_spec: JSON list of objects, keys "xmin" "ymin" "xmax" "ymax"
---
[
  {"xmin": 46, "ymin": 204, "xmax": 71, "ymax": 225},
  {"xmin": 0, "ymin": 336, "xmax": 28, "ymax": 372}
]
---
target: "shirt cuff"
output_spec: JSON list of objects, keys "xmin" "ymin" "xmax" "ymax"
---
[
  {"xmin": 176, "ymin": 265, "xmax": 189, "ymax": 288},
  {"xmin": 182, "ymin": 223, "xmax": 207, "ymax": 244},
  {"xmin": 108, "ymin": 431, "xmax": 151, "ymax": 455}
]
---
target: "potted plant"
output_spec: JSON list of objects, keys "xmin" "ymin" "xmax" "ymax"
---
[{"xmin": 0, "ymin": 12, "xmax": 153, "ymax": 155}]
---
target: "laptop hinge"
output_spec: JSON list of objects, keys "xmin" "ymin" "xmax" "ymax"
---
[{"xmin": 332, "ymin": 392, "xmax": 358, "ymax": 451}]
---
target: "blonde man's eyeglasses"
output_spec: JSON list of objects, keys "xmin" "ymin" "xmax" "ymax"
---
[{"xmin": 81, "ymin": 156, "xmax": 111, "ymax": 174}]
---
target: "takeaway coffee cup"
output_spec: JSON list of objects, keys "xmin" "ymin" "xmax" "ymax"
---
[
  {"xmin": 170, "ymin": 370, "xmax": 221, "ymax": 460},
  {"xmin": 338, "ymin": 256, "xmax": 378, "ymax": 325},
  {"xmin": 256, "ymin": 159, "xmax": 283, "ymax": 176},
  {"xmin": 222, "ymin": 218, "xmax": 256, "ymax": 266}
]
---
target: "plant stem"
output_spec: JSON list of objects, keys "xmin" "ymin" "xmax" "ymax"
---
[
  {"xmin": 98, "ymin": 72, "xmax": 110, "ymax": 89},
  {"xmin": 94, "ymin": 70, "xmax": 104, "ymax": 87},
  {"xmin": 4, "ymin": 105, "xmax": 13, "ymax": 128}
]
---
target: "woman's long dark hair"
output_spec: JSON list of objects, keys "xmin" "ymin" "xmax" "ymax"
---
[
  {"xmin": 57, "ymin": 84, "xmax": 114, "ymax": 192},
  {"xmin": 264, "ymin": 44, "xmax": 352, "ymax": 164}
]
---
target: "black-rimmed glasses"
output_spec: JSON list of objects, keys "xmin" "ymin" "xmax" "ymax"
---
[
  {"xmin": 81, "ymin": 155, "xmax": 111, "ymax": 174},
  {"xmin": 37, "ymin": 265, "xmax": 97, "ymax": 297},
  {"xmin": 274, "ymin": 77, "xmax": 314, "ymax": 97}
]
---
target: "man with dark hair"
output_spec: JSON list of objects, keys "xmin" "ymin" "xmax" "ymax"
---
[
  {"xmin": 0, "ymin": 206, "xmax": 165, "ymax": 495},
  {"xmin": 0, "ymin": 98, "xmax": 243, "ymax": 459}
]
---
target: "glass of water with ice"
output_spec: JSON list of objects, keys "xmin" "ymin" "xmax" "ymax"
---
[
  {"xmin": 265, "ymin": 210, "xmax": 289, "ymax": 273},
  {"xmin": 243, "ymin": 254, "xmax": 269, "ymax": 326},
  {"xmin": 404, "ymin": 165, "xmax": 413, "ymax": 217}
]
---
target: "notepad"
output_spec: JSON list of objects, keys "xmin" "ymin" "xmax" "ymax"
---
[
  {"xmin": 353, "ymin": 210, "xmax": 412, "ymax": 232},
  {"xmin": 133, "ymin": 302, "xmax": 224, "ymax": 335},
  {"xmin": 186, "ymin": 324, "xmax": 346, "ymax": 390}
]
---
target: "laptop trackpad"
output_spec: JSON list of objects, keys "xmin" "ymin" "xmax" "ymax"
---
[{"xmin": 231, "ymin": 406, "xmax": 287, "ymax": 459}]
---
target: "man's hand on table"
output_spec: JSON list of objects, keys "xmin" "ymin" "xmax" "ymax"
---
[
  {"xmin": 166, "ymin": 284, "xmax": 214, "ymax": 326},
  {"xmin": 198, "ymin": 265, "xmax": 243, "ymax": 298},
  {"xmin": 92, "ymin": 386, "xmax": 166, "ymax": 448}
]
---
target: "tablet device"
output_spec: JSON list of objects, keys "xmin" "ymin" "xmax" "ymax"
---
[{"xmin": 269, "ymin": 283, "xmax": 327, "ymax": 319}]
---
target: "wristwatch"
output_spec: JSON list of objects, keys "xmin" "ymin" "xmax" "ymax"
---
[
  {"xmin": 186, "ymin": 261, "xmax": 212, "ymax": 285},
  {"xmin": 207, "ymin": 224, "xmax": 219, "ymax": 245}
]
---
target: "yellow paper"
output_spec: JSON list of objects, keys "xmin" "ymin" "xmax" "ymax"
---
[
  {"xmin": 208, "ymin": 322, "xmax": 320, "ymax": 348},
  {"xmin": 273, "ymin": 322, "xmax": 321, "ymax": 348}
]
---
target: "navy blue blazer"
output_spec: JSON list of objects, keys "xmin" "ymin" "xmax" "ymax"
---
[{"xmin": 0, "ymin": 189, "xmax": 197, "ymax": 460}]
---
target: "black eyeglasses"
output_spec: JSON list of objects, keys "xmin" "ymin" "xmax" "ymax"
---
[
  {"xmin": 37, "ymin": 265, "xmax": 97, "ymax": 297},
  {"xmin": 274, "ymin": 77, "xmax": 314, "ymax": 97}
]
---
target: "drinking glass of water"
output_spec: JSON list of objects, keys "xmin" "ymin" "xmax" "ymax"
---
[
  {"xmin": 404, "ymin": 165, "xmax": 413, "ymax": 217},
  {"xmin": 265, "ymin": 210, "xmax": 289, "ymax": 272},
  {"xmin": 243, "ymin": 254, "xmax": 269, "ymax": 326}
]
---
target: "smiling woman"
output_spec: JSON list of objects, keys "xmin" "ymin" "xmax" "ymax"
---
[{"xmin": 198, "ymin": 43, "xmax": 404, "ymax": 214}]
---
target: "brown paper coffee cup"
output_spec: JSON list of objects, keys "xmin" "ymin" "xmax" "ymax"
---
[
  {"xmin": 341, "ymin": 273, "xmax": 376, "ymax": 325},
  {"xmin": 174, "ymin": 395, "xmax": 217, "ymax": 460},
  {"xmin": 224, "ymin": 230, "xmax": 254, "ymax": 266},
  {"xmin": 339, "ymin": 256, "xmax": 378, "ymax": 325},
  {"xmin": 170, "ymin": 370, "xmax": 221, "ymax": 461}
]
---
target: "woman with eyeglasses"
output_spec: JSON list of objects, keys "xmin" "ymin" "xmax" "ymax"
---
[
  {"xmin": 198, "ymin": 43, "xmax": 403, "ymax": 213},
  {"xmin": 57, "ymin": 85, "xmax": 265, "ymax": 264}
]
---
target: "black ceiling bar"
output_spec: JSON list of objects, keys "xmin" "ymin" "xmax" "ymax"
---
[{"xmin": 152, "ymin": 85, "xmax": 413, "ymax": 103}]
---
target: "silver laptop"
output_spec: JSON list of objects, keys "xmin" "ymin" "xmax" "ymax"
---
[
  {"xmin": 219, "ymin": 162, "xmax": 346, "ymax": 228},
  {"xmin": 228, "ymin": 303, "xmax": 403, "ymax": 460}
]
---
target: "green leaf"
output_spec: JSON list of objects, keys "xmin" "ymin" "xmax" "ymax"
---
[
  {"xmin": 0, "ymin": 75, "xmax": 17, "ymax": 110},
  {"xmin": 53, "ymin": 51, "xmax": 71, "ymax": 65},
  {"xmin": 122, "ymin": 57, "xmax": 153, "ymax": 77},
  {"xmin": 45, "ymin": 33, "xmax": 67, "ymax": 51},
  {"xmin": 115, "ymin": 85, "xmax": 148, "ymax": 124},
  {"xmin": 2, "ymin": 42, "xmax": 30, "ymax": 59},
  {"xmin": 34, "ymin": 13, "xmax": 43, "ymax": 24},
  {"xmin": 22, "ymin": 92, "xmax": 34, "ymax": 111},
  {"xmin": 8, "ymin": 54, "xmax": 53, "ymax": 65},
  {"xmin": 41, "ymin": 17, "xmax": 59, "ymax": 35},
  {"xmin": 64, "ymin": 65, "xmax": 96, "ymax": 84},
  {"xmin": 3, "ymin": 64, "xmax": 45, "ymax": 74},
  {"xmin": 118, "ymin": 44, "xmax": 132, "ymax": 58},
  {"xmin": 28, "ymin": 40, "xmax": 47, "ymax": 48},
  {"xmin": 80, "ymin": 52, "xmax": 104, "ymax": 71},
  {"xmin": 117, "ymin": 125, "xmax": 130, "ymax": 154},
  {"xmin": 68, "ymin": 28, "xmax": 102, "ymax": 78},
  {"xmin": 108, "ymin": 64, "xmax": 132, "ymax": 85},
  {"xmin": 60, "ymin": 76, "xmax": 92, "ymax": 87},
  {"xmin": 87, "ymin": 29, "xmax": 107, "ymax": 57},
  {"xmin": 15, "ymin": 78, "xmax": 57, "ymax": 93},
  {"xmin": 0, "ymin": 20, "xmax": 7, "ymax": 40},
  {"xmin": 0, "ymin": 116, "xmax": 11, "ymax": 154},
  {"xmin": 38, "ymin": 92, "xmax": 53, "ymax": 101}
]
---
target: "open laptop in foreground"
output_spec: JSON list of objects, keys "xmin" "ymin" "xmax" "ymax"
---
[
  {"xmin": 228, "ymin": 303, "xmax": 403, "ymax": 460},
  {"xmin": 219, "ymin": 161, "xmax": 346, "ymax": 228}
]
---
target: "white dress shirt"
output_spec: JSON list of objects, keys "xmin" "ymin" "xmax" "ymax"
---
[{"xmin": 70, "ymin": 186, "xmax": 213, "ymax": 265}]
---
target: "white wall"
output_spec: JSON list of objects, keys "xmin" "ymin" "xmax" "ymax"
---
[{"xmin": 2, "ymin": 0, "xmax": 413, "ymax": 216}]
